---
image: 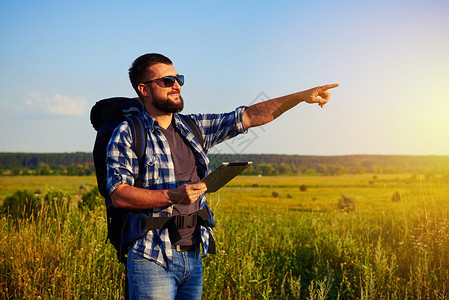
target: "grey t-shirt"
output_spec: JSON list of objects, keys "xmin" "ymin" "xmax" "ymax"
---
[{"xmin": 160, "ymin": 122, "xmax": 201, "ymax": 245}]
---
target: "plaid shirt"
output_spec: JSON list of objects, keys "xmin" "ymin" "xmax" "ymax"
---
[{"xmin": 106, "ymin": 106, "xmax": 247, "ymax": 270}]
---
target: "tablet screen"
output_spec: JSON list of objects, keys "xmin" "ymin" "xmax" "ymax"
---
[{"xmin": 201, "ymin": 162, "xmax": 253, "ymax": 193}]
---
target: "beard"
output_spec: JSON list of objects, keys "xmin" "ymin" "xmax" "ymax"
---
[{"xmin": 150, "ymin": 89, "xmax": 184, "ymax": 113}]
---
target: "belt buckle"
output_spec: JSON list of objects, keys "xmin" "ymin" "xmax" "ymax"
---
[
  {"xmin": 184, "ymin": 213, "xmax": 195, "ymax": 228},
  {"xmin": 173, "ymin": 244, "xmax": 197, "ymax": 252}
]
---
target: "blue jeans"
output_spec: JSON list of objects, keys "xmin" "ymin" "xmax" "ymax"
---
[{"xmin": 127, "ymin": 247, "xmax": 203, "ymax": 300}]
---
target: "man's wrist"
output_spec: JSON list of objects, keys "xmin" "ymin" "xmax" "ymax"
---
[
  {"xmin": 295, "ymin": 91, "xmax": 307, "ymax": 103},
  {"xmin": 166, "ymin": 189, "xmax": 178, "ymax": 205}
]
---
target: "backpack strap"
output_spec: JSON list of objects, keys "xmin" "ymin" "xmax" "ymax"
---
[
  {"xmin": 108, "ymin": 114, "xmax": 146, "ymax": 265},
  {"xmin": 178, "ymin": 114, "xmax": 204, "ymax": 148},
  {"xmin": 126, "ymin": 114, "xmax": 147, "ymax": 188}
]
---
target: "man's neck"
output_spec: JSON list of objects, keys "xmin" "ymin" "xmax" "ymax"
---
[
  {"xmin": 145, "ymin": 106, "xmax": 173, "ymax": 129},
  {"xmin": 154, "ymin": 114, "xmax": 173, "ymax": 129}
]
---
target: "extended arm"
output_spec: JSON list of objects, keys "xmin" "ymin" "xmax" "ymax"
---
[
  {"xmin": 242, "ymin": 84, "xmax": 339, "ymax": 129},
  {"xmin": 110, "ymin": 182, "xmax": 207, "ymax": 210}
]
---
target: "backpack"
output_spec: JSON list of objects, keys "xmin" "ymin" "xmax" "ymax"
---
[
  {"xmin": 90, "ymin": 97, "xmax": 146, "ymax": 264},
  {"xmin": 90, "ymin": 96, "xmax": 205, "ymax": 263}
]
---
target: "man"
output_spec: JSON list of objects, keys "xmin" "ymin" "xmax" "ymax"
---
[{"xmin": 106, "ymin": 53, "xmax": 338, "ymax": 299}]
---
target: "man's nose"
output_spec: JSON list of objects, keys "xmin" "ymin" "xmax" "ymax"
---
[{"xmin": 173, "ymin": 79, "xmax": 182, "ymax": 90}]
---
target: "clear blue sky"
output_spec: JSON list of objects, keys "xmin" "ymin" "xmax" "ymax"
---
[{"xmin": 1, "ymin": 0, "xmax": 448, "ymax": 155}]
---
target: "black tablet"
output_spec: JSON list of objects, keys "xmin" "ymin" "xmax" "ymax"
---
[{"xmin": 201, "ymin": 162, "xmax": 253, "ymax": 193}]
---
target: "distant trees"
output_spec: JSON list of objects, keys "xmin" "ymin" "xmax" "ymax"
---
[
  {"xmin": 212, "ymin": 154, "xmax": 449, "ymax": 177},
  {"xmin": 0, "ymin": 153, "xmax": 95, "ymax": 176},
  {"xmin": 1, "ymin": 152, "xmax": 449, "ymax": 177}
]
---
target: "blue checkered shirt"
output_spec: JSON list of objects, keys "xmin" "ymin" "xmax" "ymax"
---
[{"xmin": 106, "ymin": 106, "xmax": 247, "ymax": 270}]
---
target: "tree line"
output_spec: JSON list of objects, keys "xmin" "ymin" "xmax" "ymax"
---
[
  {"xmin": 211, "ymin": 153, "xmax": 449, "ymax": 176},
  {"xmin": 0, "ymin": 152, "xmax": 95, "ymax": 176},
  {"xmin": 1, "ymin": 152, "xmax": 449, "ymax": 176}
]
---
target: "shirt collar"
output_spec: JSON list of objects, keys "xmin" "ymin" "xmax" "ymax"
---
[
  {"xmin": 139, "ymin": 109, "xmax": 159, "ymax": 132},
  {"xmin": 140, "ymin": 110, "xmax": 187, "ymax": 134},
  {"xmin": 173, "ymin": 113, "xmax": 188, "ymax": 132}
]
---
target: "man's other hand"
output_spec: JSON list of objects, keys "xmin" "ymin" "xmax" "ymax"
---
[{"xmin": 168, "ymin": 182, "xmax": 207, "ymax": 205}]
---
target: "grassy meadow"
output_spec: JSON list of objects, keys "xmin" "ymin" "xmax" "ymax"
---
[
  {"xmin": 0, "ymin": 175, "xmax": 98, "ymax": 201},
  {"xmin": 1, "ymin": 173, "xmax": 448, "ymax": 299}
]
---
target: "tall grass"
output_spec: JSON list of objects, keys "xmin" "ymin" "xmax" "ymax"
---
[
  {"xmin": 204, "ymin": 201, "xmax": 449, "ymax": 299},
  {"xmin": 1, "ymin": 174, "xmax": 448, "ymax": 299},
  {"xmin": 202, "ymin": 175, "xmax": 449, "ymax": 299},
  {"xmin": 0, "ymin": 191, "xmax": 125, "ymax": 299}
]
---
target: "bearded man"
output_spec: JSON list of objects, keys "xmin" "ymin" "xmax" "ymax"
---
[{"xmin": 106, "ymin": 53, "xmax": 338, "ymax": 299}]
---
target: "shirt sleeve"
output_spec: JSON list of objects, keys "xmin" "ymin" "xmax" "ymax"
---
[
  {"xmin": 189, "ymin": 106, "xmax": 248, "ymax": 150},
  {"xmin": 106, "ymin": 121, "xmax": 139, "ymax": 195}
]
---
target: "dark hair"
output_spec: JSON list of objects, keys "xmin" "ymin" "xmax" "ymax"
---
[{"xmin": 128, "ymin": 53, "xmax": 173, "ymax": 96}]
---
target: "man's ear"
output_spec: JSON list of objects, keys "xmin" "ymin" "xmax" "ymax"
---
[{"xmin": 138, "ymin": 83, "xmax": 150, "ymax": 97}]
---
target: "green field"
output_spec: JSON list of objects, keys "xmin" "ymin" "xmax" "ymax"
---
[
  {"xmin": 1, "ymin": 174, "xmax": 448, "ymax": 299},
  {"xmin": 0, "ymin": 175, "xmax": 98, "ymax": 203}
]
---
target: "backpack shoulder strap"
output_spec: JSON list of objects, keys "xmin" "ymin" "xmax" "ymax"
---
[
  {"xmin": 126, "ymin": 114, "xmax": 147, "ymax": 188},
  {"xmin": 178, "ymin": 114, "xmax": 204, "ymax": 148}
]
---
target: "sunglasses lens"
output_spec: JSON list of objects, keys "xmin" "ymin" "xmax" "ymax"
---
[
  {"xmin": 163, "ymin": 77, "xmax": 176, "ymax": 87},
  {"xmin": 177, "ymin": 75, "xmax": 184, "ymax": 86},
  {"xmin": 158, "ymin": 75, "xmax": 184, "ymax": 87}
]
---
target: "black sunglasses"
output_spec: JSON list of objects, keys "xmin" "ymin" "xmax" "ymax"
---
[{"xmin": 142, "ymin": 75, "xmax": 184, "ymax": 87}]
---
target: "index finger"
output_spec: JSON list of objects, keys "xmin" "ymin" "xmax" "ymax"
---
[
  {"xmin": 191, "ymin": 181, "xmax": 207, "ymax": 190},
  {"xmin": 320, "ymin": 83, "xmax": 339, "ymax": 90}
]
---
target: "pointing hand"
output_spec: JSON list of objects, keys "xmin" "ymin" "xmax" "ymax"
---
[{"xmin": 300, "ymin": 83, "xmax": 339, "ymax": 108}]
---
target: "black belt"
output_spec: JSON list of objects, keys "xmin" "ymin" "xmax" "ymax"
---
[
  {"xmin": 171, "ymin": 244, "xmax": 199, "ymax": 252},
  {"xmin": 141, "ymin": 207, "xmax": 212, "ymax": 230},
  {"xmin": 141, "ymin": 207, "xmax": 216, "ymax": 254}
]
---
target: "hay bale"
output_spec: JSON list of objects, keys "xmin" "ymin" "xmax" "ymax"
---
[
  {"xmin": 391, "ymin": 191, "xmax": 402, "ymax": 202},
  {"xmin": 338, "ymin": 194, "xmax": 356, "ymax": 212}
]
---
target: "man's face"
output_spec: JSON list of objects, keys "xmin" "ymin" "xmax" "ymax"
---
[{"xmin": 144, "ymin": 63, "xmax": 184, "ymax": 114}]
